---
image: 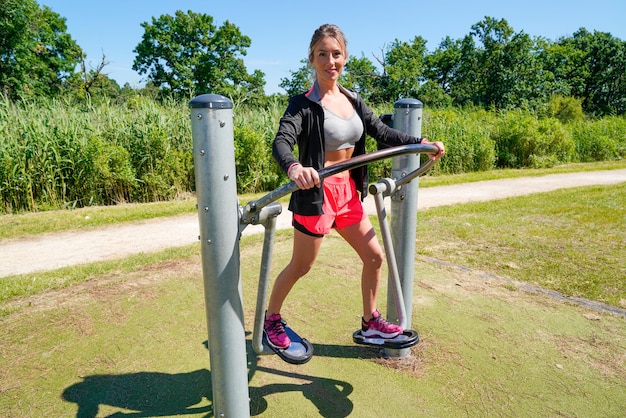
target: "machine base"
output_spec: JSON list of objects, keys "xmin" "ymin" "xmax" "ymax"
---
[
  {"xmin": 352, "ymin": 329, "xmax": 419, "ymax": 349},
  {"xmin": 263, "ymin": 324, "xmax": 314, "ymax": 364}
]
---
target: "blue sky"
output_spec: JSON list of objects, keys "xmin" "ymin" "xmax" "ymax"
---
[{"xmin": 41, "ymin": 0, "xmax": 626, "ymax": 94}]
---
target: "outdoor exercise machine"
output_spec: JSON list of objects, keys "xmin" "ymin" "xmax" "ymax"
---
[{"xmin": 190, "ymin": 94, "xmax": 438, "ymax": 417}]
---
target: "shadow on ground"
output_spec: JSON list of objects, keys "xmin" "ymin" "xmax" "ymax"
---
[
  {"xmin": 61, "ymin": 337, "xmax": 367, "ymax": 417},
  {"xmin": 61, "ymin": 369, "xmax": 213, "ymax": 417}
]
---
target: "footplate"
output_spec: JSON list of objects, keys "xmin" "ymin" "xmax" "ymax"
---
[
  {"xmin": 352, "ymin": 329, "xmax": 419, "ymax": 349},
  {"xmin": 263, "ymin": 324, "xmax": 314, "ymax": 364}
]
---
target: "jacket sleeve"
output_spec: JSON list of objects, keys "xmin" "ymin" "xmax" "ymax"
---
[
  {"xmin": 358, "ymin": 97, "xmax": 422, "ymax": 146},
  {"xmin": 272, "ymin": 98, "xmax": 303, "ymax": 174}
]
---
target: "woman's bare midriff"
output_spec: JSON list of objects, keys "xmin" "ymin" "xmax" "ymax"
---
[{"xmin": 325, "ymin": 148, "xmax": 355, "ymax": 179}]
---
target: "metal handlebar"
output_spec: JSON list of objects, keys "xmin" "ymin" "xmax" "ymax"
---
[{"xmin": 242, "ymin": 143, "xmax": 439, "ymax": 223}]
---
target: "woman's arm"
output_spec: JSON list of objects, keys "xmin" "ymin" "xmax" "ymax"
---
[{"xmin": 272, "ymin": 101, "xmax": 303, "ymax": 174}]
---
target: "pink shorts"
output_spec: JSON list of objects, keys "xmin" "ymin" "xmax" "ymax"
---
[{"xmin": 293, "ymin": 175, "xmax": 366, "ymax": 237}]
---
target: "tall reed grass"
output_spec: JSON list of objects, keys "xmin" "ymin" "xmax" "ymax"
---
[
  {"xmin": 1, "ymin": 96, "xmax": 624, "ymax": 213},
  {"xmin": 0, "ymin": 96, "xmax": 193, "ymax": 213}
]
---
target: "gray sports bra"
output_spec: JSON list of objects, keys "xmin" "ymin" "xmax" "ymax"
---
[{"xmin": 323, "ymin": 107, "xmax": 363, "ymax": 151}]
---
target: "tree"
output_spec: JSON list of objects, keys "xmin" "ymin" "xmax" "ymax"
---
[
  {"xmin": 383, "ymin": 36, "xmax": 428, "ymax": 101},
  {"xmin": 0, "ymin": 0, "xmax": 83, "ymax": 99},
  {"xmin": 343, "ymin": 55, "xmax": 382, "ymax": 102},
  {"xmin": 545, "ymin": 29, "xmax": 626, "ymax": 115},
  {"xmin": 279, "ymin": 59, "xmax": 312, "ymax": 97},
  {"xmin": 447, "ymin": 33, "xmax": 480, "ymax": 106},
  {"xmin": 425, "ymin": 36, "xmax": 462, "ymax": 95},
  {"xmin": 64, "ymin": 53, "xmax": 124, "ymax": 101},
  {"xmin": 132, "ymin": 10, "xmax": 265, "ymax": 99},
  {"xmin": 441, "ymin": 17, "xmax": 551, "ymax": 110}
]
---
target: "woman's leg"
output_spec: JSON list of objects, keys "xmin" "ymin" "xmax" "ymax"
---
[
  {"xmin": 336, "ymin": 217, "xmax": 384, "ymax": 319},
  {"xmin": 267, "ymin": 228, "xmax": 324, "ymax": 315},
  {"xmin": 338, "ymin": 217, "xmax": 403, "ymax": 338}
]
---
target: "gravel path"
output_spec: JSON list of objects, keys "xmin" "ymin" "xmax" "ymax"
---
[{"xmin": 1, "ymin": 169, "xmax": 625, "ymax": 278}]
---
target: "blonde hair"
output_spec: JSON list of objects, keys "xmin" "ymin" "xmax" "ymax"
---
[{"xmin": 308, "ymin": 23, "xmax": 348, "ymax": 63}]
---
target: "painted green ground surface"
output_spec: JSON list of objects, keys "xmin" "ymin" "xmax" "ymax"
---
[{"xmin": 1, "ymin": 230, "xmax": 624, "ymax": 417}]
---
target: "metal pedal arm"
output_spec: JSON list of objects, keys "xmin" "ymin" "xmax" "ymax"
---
[{"xmin": 369, "ymin": 179, "xmax": 407, "ymax": 329}]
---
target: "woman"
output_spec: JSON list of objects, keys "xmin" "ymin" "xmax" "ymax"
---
[{"xmin": 265, "ymin": 23, "xmax": 445, "ymax": 349}]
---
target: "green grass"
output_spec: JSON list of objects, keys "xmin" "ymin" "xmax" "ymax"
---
[
  {"xmin": 1, "ymin": 164, "xmax": 625, "ymax": 309},
  {"xmin": 0, "ymin": 198, "xmax": 197, "ymax": 240},
  {"xmin": 416, "ymin": 183, "xmax": 626, "ymax": 307},
  {"xmin": 419, "ymin": 159, "xmax": 626, "ymax": 187},
  {"xmin": 0, "ymin": 164, "xmax": 625, "ymax": 416},
  {"xmin": 1, "ymin": 160, "xmax": 624, "ymax": 241},
  {"xmin": 1, "ymin": 229, "xmax": 625, "ymax": 416}
]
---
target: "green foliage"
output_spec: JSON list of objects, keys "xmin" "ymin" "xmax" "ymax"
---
[
  {"xmin": 571, "ymin": 116, "xmax": 626, "ymax": 162},
  {"xmin": 2, "ymin": 5, "xmax": 624, "ymax": 118},
  {"xmin": 492, "ymin": 110, "xmax": 575, "ymax": 168},
  {"xmin": 416, "ymin": 80, "xmax": 453, "ymax": 109},
  {"xmin": 0, "ymin": 96, "xmax": 192, "ymax": 212},
  {"xmin": 545, "ymin": 95, "xmax": 586, "ymax": 124},
  {"xmin": 279, "ymin": 59, "xmax": 312, "ymax": 97},
  {"xmin": 424, "ymin": 108, "xmax": 497, "ymax": 173},
  {"xmin": 547, "ymin": 29, "xmax": 626, "ymax": 116},
  {"xmin": 232, "ymin": 99, "xmax": 289, "ymax": 193},
  {"xmin": 1, "ymin": 95, "xmax": 623, "ymax": 213},
  {"xmin": 343, "ymin": 55, "xmax": 383, "ymax": 103},
  {"xmin": 424, "ymin": 36, "xmax": 461, "ymax": 96},
  {"xmin": 132, "ymin": 10, "xmax": 264, "ymax": 100},
  {"xmin": 383, "ymin": 36, "xmax": 428, "ymax": 101},
  {"xmin": 444, "ymin": 17, "xmax": 551, "ymax": 110},
  {"xmin": 0, "ymin": 0, "xmax": 83, "ymax": 99},
  {"xmin": 233, "ymin": 125, "xmax": 281, "ymax": 193}
]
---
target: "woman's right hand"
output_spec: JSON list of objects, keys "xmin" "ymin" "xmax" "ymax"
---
[
  {"xmin": 420, "ymin": 138, "xmax": 445, "ymax": 160},
  {"xmin": 289, "ymin": 164, "xmax": 321, "ymax": 189}
]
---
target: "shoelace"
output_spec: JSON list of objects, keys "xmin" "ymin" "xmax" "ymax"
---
[
  {"xmin": 373, "ymin": 316, "xmax": 388, "ymax": 327},
  {"xmin": 370, "ymin": 315, "xmax": 396, "ymax": 330},
  {"xmin": 266, "ymin": 318, "xmax": 285, "ymax": 335}
]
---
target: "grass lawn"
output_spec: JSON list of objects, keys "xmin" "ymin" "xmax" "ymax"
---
[
  {"xmin": 416, "ymin": 183, "xmax": 626, "ymax": 308},
  {"xmin": 1, "ymin": 230, "xmax": 624, "ymax": 417}
]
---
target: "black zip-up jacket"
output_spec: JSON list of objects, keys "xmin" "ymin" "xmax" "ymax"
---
[{"xmin": 272, "ymin": 82, "xmax": 422, "ymax": 216}]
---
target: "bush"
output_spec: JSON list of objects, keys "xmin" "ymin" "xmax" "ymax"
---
[
  {"xmin": 91, "ymin": 138, "xmax": 137, "ymax": 204},
  {"xmin": 1, "ymin": 95, "xmax": 623, "ymax": 214},
  {"xmin": 0, "ymin": 96, "xmax": 193, "ymax": 213},
  {"xmin": 492, "ymin": 110, "xmax": 575, "ymax": 168},
  {"xmin": 423, "ymin": 108, "xmax": 496, "ymax": 174},
  {"xmin": 545, "ymin": 95, "xmax": 586, "ymax": 124},
  {"xmin": 233, "ymin": 125, "xmax": 282, "ymax": 193},
  {"xmin": 233, "ymin": 100, "xmax": 287, "ymax": 194},
  {"xmin": 571, "ymin": 116, "xmax": 626, "ymax": 162}
]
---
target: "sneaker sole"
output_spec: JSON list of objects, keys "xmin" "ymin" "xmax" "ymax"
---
[{"xmin": 360, "ymin": 330, "xmax": 401, "ymax": 339}]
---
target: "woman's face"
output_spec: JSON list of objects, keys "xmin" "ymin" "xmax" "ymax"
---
[{"xmin": 309, "ymin": 36, "xmax": 346, "ymax": 83}]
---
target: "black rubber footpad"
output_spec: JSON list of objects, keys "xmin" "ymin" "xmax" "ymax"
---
[
  {"xmin": 352, "ymin": 329, "xmax": 419, "ymax": 349},
  {"xmin": 264, "ymin": 324, "xmax": 314, "ymax": 364}
]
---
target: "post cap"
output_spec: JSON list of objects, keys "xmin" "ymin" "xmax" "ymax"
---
[
  {"xmin": 189, "ymin": 94, "xmax": 233, "ymax": 109},
  {"xmin": 394, "ymin": 98, "xmax": 423, "ymax": 109}
]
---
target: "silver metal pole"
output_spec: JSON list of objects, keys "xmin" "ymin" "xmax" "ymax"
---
[
  {"xmin": 190, "ymin": 94, "xmax": 250, "ymax": 417},
  {"xmin": 385, "ymin": 98, "xmax": 423, "ymax": 358},
  {"xmin": 251, "ymin": 202, "xmax": 283, "ymax": 356},
  {"xmin": 371, "ymin": 185, "xmax": 407, "ymax": 329}
]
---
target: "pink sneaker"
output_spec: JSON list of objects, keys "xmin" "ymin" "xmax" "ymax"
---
[
  {"xmin": 264, "ymin": 312, "xmax": 291, "ymax": 349},
  {"xmin": 361, "ymin": 310, "xmax": 403, "ymax": 339}
]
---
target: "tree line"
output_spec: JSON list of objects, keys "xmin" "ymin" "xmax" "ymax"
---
[
  {"xmin": 2, "ymin": 2, "xmax": 625, "ymax": 213},
  {"xmin": 1, "ymin": 2, "xmax": 625, "ymax": 116}
]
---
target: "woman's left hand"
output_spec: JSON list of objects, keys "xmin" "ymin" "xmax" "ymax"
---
[{"xmin": 421, "ymin": 138, "xmax": 445, "ymax": 160}]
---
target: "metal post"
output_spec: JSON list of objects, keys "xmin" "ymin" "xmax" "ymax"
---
[
  {"xmin": 190, "ymin": 94, "xmax": 250, "ymax": 417},
  {"xmin": 385, "ymin": 98, "xmax": 423, "ymax": 358}
]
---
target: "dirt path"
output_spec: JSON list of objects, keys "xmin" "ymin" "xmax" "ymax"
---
[{"xmin": 1, "ymin": 169, "xmax": 625, "ymax": 278}]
